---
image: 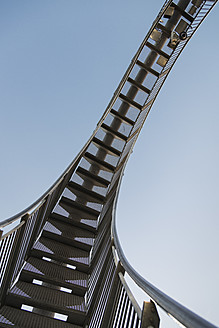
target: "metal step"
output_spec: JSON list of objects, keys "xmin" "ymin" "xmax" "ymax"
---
[
  {"xmin": 5, "ymin": 281, "xmax": 86, "ymax": 325},
  {"xmin": 119, "ymin": 93, "xmax": 142, "ymax": 111},
  {"xmin": 92, "ymin": 137, "xmax": 121, "ymax": 157},
  {"xmin": 31, "ymin": 237, "xmax": 89, "ymax": 273},
  {"xmin": 61, "ymin": 196, "xmax": 100, "ymax": 218},
  {"xmin": 146, "ymin": 41, "xmax": 170, "ymax": 59},
  {"xmin": 76, "ymin": 166, "xmax": 110, "ymax": 188},
  {"xmin": 68, "ymin": 181, "xmax": 106, "ymax": 203},
  {"xmin": 101, "ymin": 122, "xmax": 129, "ymax": 141},
  {"xmin": 42, "ymin": 219, "xmax": 94, "ymax": 251},
  {"xmin": 76, "ymin": 166, "xmax": 111, "ymax": 188},
  {"xmin": 20, "ymin": 257, "xmax": 88, "ymax": 296},
  {"xmin": 0, "ymin": 306, "xmax": 82, "ymax": 328},
  {"xmin": 50, "ymin": 212, "xmax": 98, "ymax": 233},
  {"xmin": 127, "ymin": 77, "xmax": 151, "ymax": 95},
  {"xmin": 84, "ymin": 152, "xmax": 116, "ymax": 172},
  {"xmin": 171, "ymin": 2, "xmax": 194, "ymax": 22},
  {"xmin": 156, "ymin": 22, "xmax": 171, "ymax": 38},
  {"xmin": 110, "ymin": 109, "xmax": 136, "ymax": 126},
  {"xmin": 136, "ymin": 60, "xmax": 160, "ymax": 77}
]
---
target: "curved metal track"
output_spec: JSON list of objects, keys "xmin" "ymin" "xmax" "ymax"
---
[{"xmin": 0, "ymin": 1, "xmax": 218, "ymax": 328}]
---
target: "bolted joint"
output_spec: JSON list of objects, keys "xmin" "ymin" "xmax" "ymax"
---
[
  {"xmin": 140, "ymin": 300, "xmax": 160, "ymax": 328},
  {"xmin": 116, "ymin": 261, "xmax": 125, "ymax": 275},
  {"xmin": 179, "ymin": 31, "xmax": 187, "ymax": 40},
  {"xmin": 21, "ymin": 213, "xmax": 29, "ymax": 223},
  {"xmin": 169, "ymin": 31, "xmax": 180, "ymax": 49}
]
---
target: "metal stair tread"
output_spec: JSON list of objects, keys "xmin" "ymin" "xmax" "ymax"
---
[
  {"xmin": 60, "ymin": 196, "xmax": 100, "ymax": 217},
  {"xmin": 136, "ymin": 60, "xmax": 159, "ymax": 77},
  {"xmin": 0, "ymin": 306, "xmax": 82, "ymax": 328},
  {"xmin": 31, "ymin": 237, "xmax": 89, "ymax": 272},
  {"xmin": 119, "ymin": 93, "xmax": 142, "ymax": 111},
  {"xmin": 127, "ymin": 77, "xmax": 151, "ymax": 95},
  {"xmin": 67, "ymin": 181, "xmax": 106, "ymax": 203},
  {"xmin": 42, "ymin": 219, "xmax": 94, "ymax": 250},
  {"xmin": 76, "ymin": 166, "xmax": 111, "ymax": 187},
  {"xmin": 21, "ymin": 257, "xmax": 88, "ymax": 294},
  {"xmin": 92, "ymin": 137, "xmax": 121, "ymax": 156},
  {"xmin": 156, "ymin": 22, "xmax": 171, "ymax": 38},
  {"xmin": 84, "ymin": 152, "xmax": 116, "ymax": 172},
  {"xmin": 101, "ymin": 122, "xmax": 128, "ymax": 141},
  {"xmin": 171, "ymin": 2, "xmax": 194, "ymax": 22},
  {"xmin": 146, "ymin": 41, "xmax": 170, "ymax": 59},
  {"xmin": 6, "ymin": 281, "xmax": 86, "ymax": 323},
  {"xmin": 50, "ymin": 212, "xmax": 98, "ymax": 233},
  {"xmin": 110, "ymin": 109, "xmax": 136, "ymax": 126}
]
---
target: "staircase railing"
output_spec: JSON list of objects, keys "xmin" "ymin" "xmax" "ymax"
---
[
  {"xmin": 112, "ymin": 176, "xmax": 217, "ymax": 328},
  {"xmin": 0, "ymin": 1, "xmax": 218, "ymax": 327}
]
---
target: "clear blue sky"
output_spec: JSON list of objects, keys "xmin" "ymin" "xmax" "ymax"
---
[{"xmin": 0, "ymin": 1, "xmax": 218, "ymax": 327}]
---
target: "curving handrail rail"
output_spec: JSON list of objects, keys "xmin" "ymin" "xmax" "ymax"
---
[
  {"xmin": 112, "ymin": 175, "xmax": 218, "ymax": 328},
  {"xmin": 0, "ymin": 140, "xmax": 88, "ymax": 228},
  {"xmin": 0, "ymin": 1, "xmax": 218, "ymax": 327}
]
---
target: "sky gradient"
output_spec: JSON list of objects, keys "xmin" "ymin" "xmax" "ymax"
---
[{"xmin": 0, "ymin": 1, "xmax": 218, "ymax": 327}]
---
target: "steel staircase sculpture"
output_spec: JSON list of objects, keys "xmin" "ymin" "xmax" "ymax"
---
[{"xmin": 0, "ymin": 1, "xmax": 218, "ymax": 327}]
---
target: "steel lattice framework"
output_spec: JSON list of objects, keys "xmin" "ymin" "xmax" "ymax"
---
[{"xmin": 0, "ymin": 1, "xmax": 218, "ymax": 327}]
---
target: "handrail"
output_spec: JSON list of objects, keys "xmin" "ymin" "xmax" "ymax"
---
[
  {"xmin": 112, "ymin": 177, "xmax": 217, "ymax": 328},
  {"xmin": 0, "ymin": 139, "xmax": 89, "ymax": 227},
  {"xmin": 111, "ymin": 245, "xmax": 142, "ymax": 319},
  {"xmin": 1, "ymin": 0, "xmax": 217, "ymax": 324}
]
